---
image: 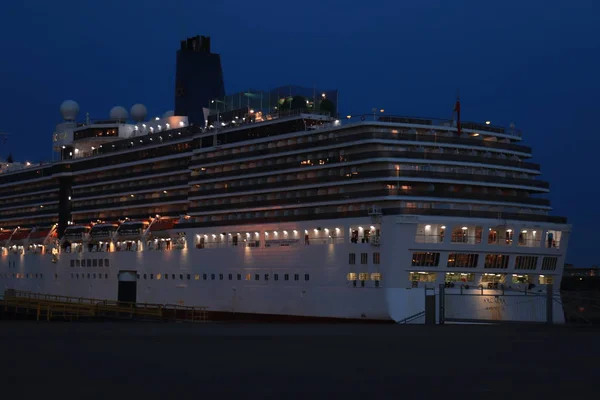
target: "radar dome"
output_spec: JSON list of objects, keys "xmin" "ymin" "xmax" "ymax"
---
[
  {"xmin": 60, "ymin": 100, "xmax": 80, "ymax": 121},
  {"xmin": 163, "ymin": 110, "xmax": 175, "ymax": 118},
  {"xmin": 130, "ymin": 104, "xmax": 148, "ymax": 122},
  {"xmin": 109, "ymin": 106, "xmax": 128, "ymax": 122}
]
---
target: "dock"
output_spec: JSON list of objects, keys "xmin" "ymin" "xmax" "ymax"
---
[{"xmin": 1, "ymin": 289, "xmax": 208, "ymax": 322}]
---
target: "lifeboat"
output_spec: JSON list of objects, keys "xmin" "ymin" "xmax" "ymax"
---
[
  {"xmin": 115, "ymin": 220, "xmax": 149, "ymax": 241},
  {"xmin": 62, "ymin": 225, "xmax": 91, "ymax": 243},
  {"xmin": 9, "ymin": 228, "xmax": 32, "ymax": 246},
  {"xmin": 89, "ymin": 223, "xmax": 119, "ymax": 243},
  {"xmin": 148, "ymin": 219, "xmax": 176, "ymax": 239},
  {"xmin": 28, "ymin": 228, "xmax": 55, "ymax": 245},
  {"xmin": 0, "ymin": 230, "xmax": 13, "ymax": 247}
]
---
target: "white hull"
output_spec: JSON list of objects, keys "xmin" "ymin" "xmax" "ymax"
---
[{"xmin": 0, "ymin": 215, "xmax": 569, "ymax": 323}]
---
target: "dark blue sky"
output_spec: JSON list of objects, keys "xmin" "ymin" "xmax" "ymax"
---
[{"xmin": 1, "ymin": 0, "xmax": 598, "ymax": 266}]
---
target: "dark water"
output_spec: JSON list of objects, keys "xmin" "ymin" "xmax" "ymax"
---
[{"xmin": 0, "ymin": 322, "xmax": 598, "ymax": 398}]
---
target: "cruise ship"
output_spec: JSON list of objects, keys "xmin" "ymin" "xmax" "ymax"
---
[{"xmin": 0, "ymin": 36, "xmax": 570, "ymax": 323}]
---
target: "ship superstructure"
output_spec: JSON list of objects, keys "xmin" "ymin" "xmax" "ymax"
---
[{"xmin": 0, "ymin": 36, "xmax": 570, "ymax": 322}]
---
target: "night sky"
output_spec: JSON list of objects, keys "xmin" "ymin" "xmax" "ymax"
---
[{"xmin": 0, "ymin": 0, "xmax": 598, "ymax": 266}]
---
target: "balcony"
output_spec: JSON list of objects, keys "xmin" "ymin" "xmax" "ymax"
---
[
  {"xmin": 73, "ymin": 165, "xmax": 189, "ymax": 187},
  {"xmin": 71, "ymin": 195, "xmax": 188, "ymax": 212},
  {"xmin": 190, "ymin": 169, "xmax": 549, "ymax": 199},
  {"xmin": 190, "ymin": 187, "xmax": 549, "ymax": 214},
  {"xmin": 73, "ymin": 178, "xmax": 189, "ymax": 199},
  {"xmin": 179, "ymin": 205, "xmax": 567, "ymax": 230},
  {"xmin": 191, "ymin": 129, "xmax": 531, "ymax": 167},
  {"xmin": 191, "ymin": 150, "xmax": 540, "ymax": 184},
  {"xmin": 0, "ymin": 194, "xmax": 60, "ymax": 209}
]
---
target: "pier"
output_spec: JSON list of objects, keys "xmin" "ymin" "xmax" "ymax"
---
[{"xmin": 1, "ymin": 290, "xmax": 207, "ymax": 322}]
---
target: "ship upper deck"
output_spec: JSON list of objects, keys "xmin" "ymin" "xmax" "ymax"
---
[{"xmin": 0, "ymin": 107, "xmax": 563, "ymax": 230}]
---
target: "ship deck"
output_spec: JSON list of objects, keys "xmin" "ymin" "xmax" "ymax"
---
[{"xmin": 0, "ymin": 322, "xmax": 597, "ymax": 397}]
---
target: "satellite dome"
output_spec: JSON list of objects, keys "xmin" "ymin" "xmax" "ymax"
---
[
  {"xmin": 60, "ymin": 100, "xmax": 80, "ymax": 121},
  {"xmin": 163, "ymin": 110, "xmax": 174, "ymax": 118},
  {"xmin": 109, "ymin": 106, "xmax": 128, "ymax": 122},
  {"xmin": 130, "ymin": 104, "xmax": 148, "ymax": 122}
]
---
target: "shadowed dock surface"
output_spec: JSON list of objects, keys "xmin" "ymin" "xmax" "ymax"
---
[{"xmin": 0, "ymin": 322, "xmax": 598, "ymax": 398}]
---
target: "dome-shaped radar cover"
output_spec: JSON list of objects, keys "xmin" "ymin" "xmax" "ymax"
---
[
  {"xmin": 130, "ymin": 104, "xmax": 148, "ymax": 122},
  {"xmin": 109, "ymin": 106, "xmax": 129, "ymax": 122},
  {"xmin": 60, "ymin": 100, "xmax": 80, "ymax": 121}
]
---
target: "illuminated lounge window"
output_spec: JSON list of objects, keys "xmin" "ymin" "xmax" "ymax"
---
[
  {"xmin": 411, "ymin": 252, "xmax": 440, "ymax": 267},
  {"xmin": 484, "ymin": 254, "xmax": 509, "ymax": 269},
  {"xmin": 518, "ymin": 229, "xmax": 540, "ymax": 247},
  {"xmin": 409, "ymin": 271, "xmax": 437, "ymax": 282},
  {"xmin": 481, "ymin": 273, "xmax": 505, "ymax": 284},
  {"xmin": 488, "ymin": 227, "xmax": 513, "ymax": 245},
  {"xmin": 451, "ymin": 226, "xmax": 482, "ymax": 244},
  {"xmin": 445, "ymin": 272, "xmax": 475, "ymax": 283},
  {"xmin": 415, "ymin": 224, "xmax": 445, "ymax": 243},
  {"xmin": 447, "ymin": 253, "xmax": 479, "ymax": 268}
]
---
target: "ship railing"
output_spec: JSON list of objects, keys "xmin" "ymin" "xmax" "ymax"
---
[
  {"xmin": 396, "ymin": 310, "xmax": 426, "ymax": 324},
  {"xmin": 342, "ymin": 114, "xmax": 521, "ymax": 138},
  {"xmin": 3, "ymin": 290, "xmax": 209, "ymax": 322},
  {"xmin": 303, "ymin": 237, "xmax": 344, "ymax": 245},
  {"xmin": 517, "ymin": 239, "xmax": 542, "ymax": 248},
  {"xmin": 450, "ymin": 236, "xmax": 482, "ymax": 245},
  {"xmin": 204, "ymin": 108, "xmax": 333, "ymax": 135},
  {"xmin": 264, "ymin": 239, "xmax": 301, "ymax": 248},
  {"xmin": 415, "ymin": 234, "xmax": 444, "ymax": 244}
]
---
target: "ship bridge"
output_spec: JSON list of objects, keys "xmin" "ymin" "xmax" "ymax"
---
[{"xmin": 53, "ymin": 101, "xmax": 189, "ymax": 161}]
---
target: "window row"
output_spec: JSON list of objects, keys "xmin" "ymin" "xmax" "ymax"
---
[
  {"xmin": 0, "ymin": 272, "xmax": 44, "ymax": 279},
  {"xmin": 193, "ymin": 201, "xmax": 550, "ymax": 224},
  {"xmin": 73, "ymin": 172, "xmax": 188, "ymax": 197},
  {"xmin": 411, "ymin": 252, "xmax": 558, "ymax": 271},
  {"xmin": 345, "ymin": 272, "xmax": 382, "ymax": 287},
  {"xmin": 348, "ymin": 252, "xmax": 380, "ymax": 265},
  {"xmin": 409, "ymin": 271, "xmax": 554, "ymax": 285},
  {"xmin": 415, "ymin": 224, "xmax": 563, "ymax": 249},
  {"xmin": 71, "ymin": 273, "xmax": 109, "ymax": 279},
  {"xmin": 0, "ymin": 272, "xmax": 58, "ymax": 279},
  {"xmin": 196, "ymin": 143, "xmax": 526, "ymax": 178},
  {"xmin": 70, "ymin": 259, "xmax": 110, "ymax": 267},
  {"xmin": 137, "ymin": 272, "xmax": 311, "ymax": 282},
  {"xmin": 196, "ymin": 163, "xmax": 534, "ymax": 194},
  {"xmin": 74, "ymin": 189, "xmax": 187, "ymax": 208}
]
